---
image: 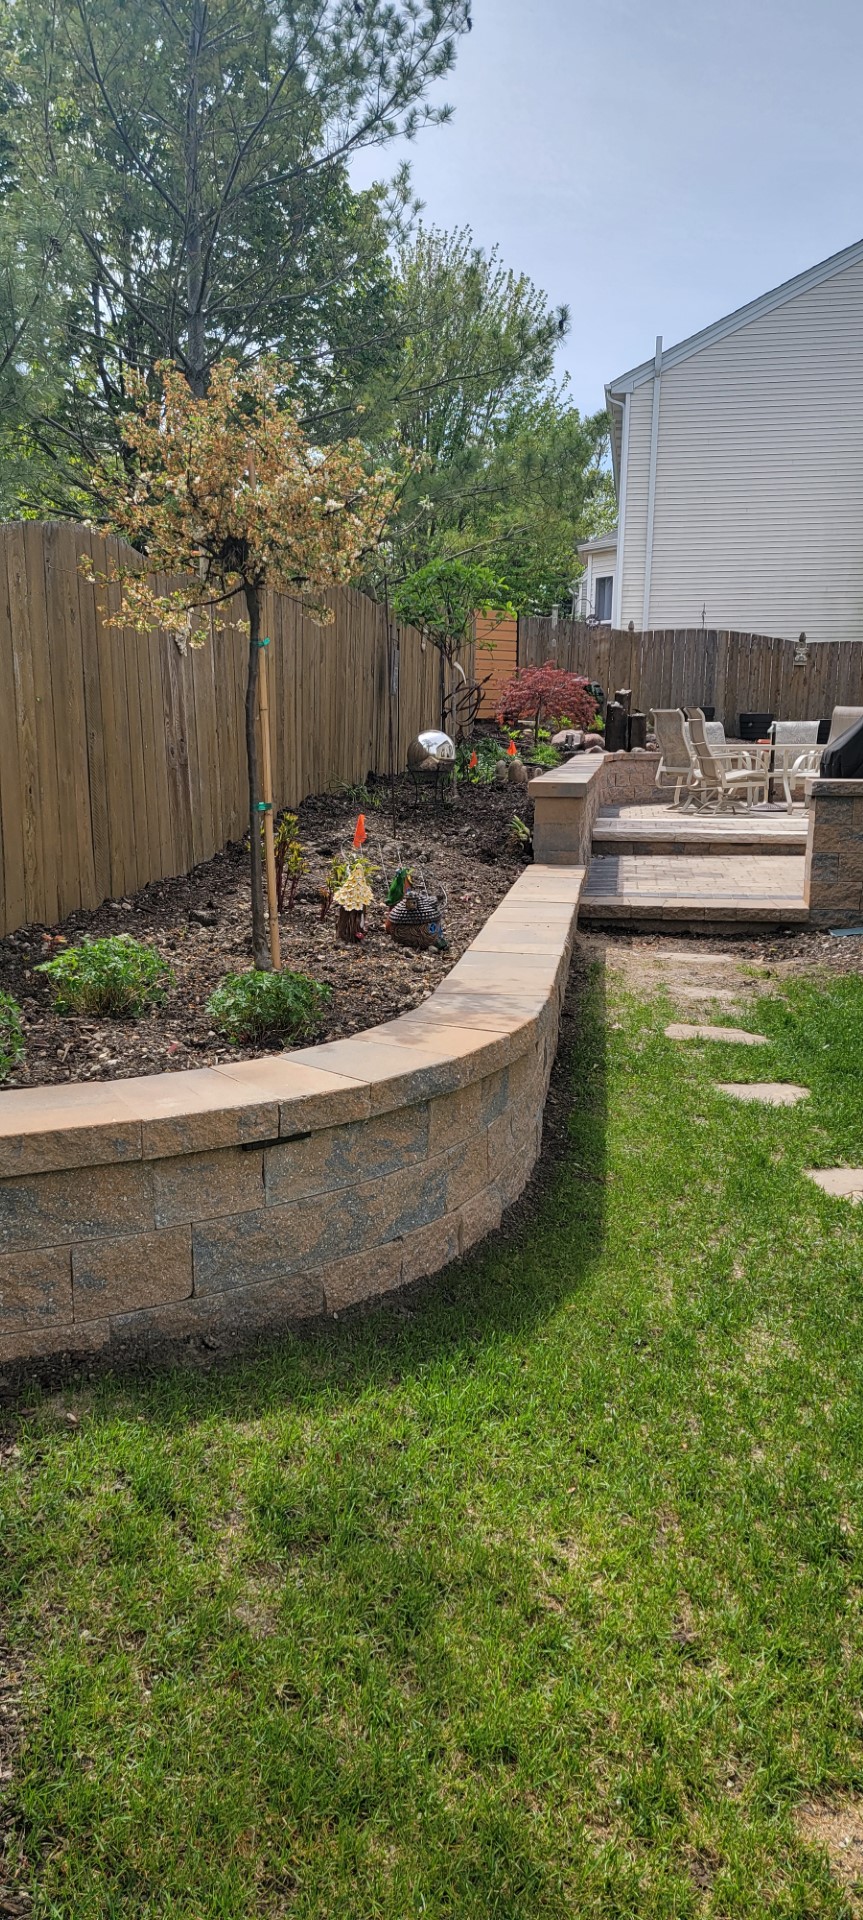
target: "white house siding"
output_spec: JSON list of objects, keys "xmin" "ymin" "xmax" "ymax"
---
[
  {"xmin": 619, "ymin": 251, "xmax": 863, "ymax": 643},
  {"xmin": 618, "ymin": 383, "xmax": 654, "ymax": 627}
]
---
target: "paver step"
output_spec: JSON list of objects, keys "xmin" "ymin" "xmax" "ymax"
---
[
  {"xmin": 593, "ymin": 805, "xmax": 808, "ymax": 858},
  {"xmin": 579, "ymin": 853, "xmax": 808, "ymax": 930}
]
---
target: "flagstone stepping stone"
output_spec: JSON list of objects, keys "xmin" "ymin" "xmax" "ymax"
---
[
  {"xmin": 716, "ymin": 1082, "xmax": 810, "ymax": 1106},
  {"xmin": 675, "ymin": 986, "xmax": 742, "ymax": 1003},
  {"xmin": 665, "ymin": 1023, "xmax": 768, "ymax": 1045},
  {"xmin": 805, "ymin": 1168, "xmax": 863, "ymax": 1202}
]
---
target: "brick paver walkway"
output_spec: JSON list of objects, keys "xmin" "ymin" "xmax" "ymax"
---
[{"xmin": 580, "ymin": 851, "xmax": 808, "ymax": 925}]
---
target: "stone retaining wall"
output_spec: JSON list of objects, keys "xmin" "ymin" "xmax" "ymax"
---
[
  {"xmin": 601, "ymin": 749, "xmax": 663, "ymax": 804},
  {"xmin": 529, "ymin": 755, "xmax": 608, "ymax": 866},
  {"xmin": 0, "ymin": 866, "xmax": 584, "ymax": 1367},
  {"xmin": 804, "ymin": 777, "xmax": 863, "ymax": 926}
]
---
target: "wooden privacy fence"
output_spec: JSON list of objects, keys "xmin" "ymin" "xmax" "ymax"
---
[
  {"xmin": 520, "ymin": 617, "xmax": 863, "ymax": 729},
  {"xmin": 0, "ymin": 521, "xmax": 458, "ymax": 938}
]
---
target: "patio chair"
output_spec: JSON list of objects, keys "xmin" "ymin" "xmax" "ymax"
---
[
  {"xmin": 770, "ymin": 720, "xmax": 821, "ymax": 811},
  {"xmin": 703, "ymin": 720, "xmax": 756, "ymax": 771},
  {"xmin": 778, "ymin": 708, "xmax": 863, "ymax": 808},
  {"xmin": 686, "ymin": 709, "xmax": 768, "ymax": 811},
  {"xmin": 826, "ymin": 706, "xmax": 863, "ymax": 745},
  {"xmin": 651, "ymin": 708, "xmax": 699, "ymax": 806}
]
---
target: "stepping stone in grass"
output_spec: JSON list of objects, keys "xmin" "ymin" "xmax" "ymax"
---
[
  {"xmin": 675, "ymin": 986, "xmax": 742, "ymax": 1003},
  {"xmin": 665, "ymin": 1023, "xmax": 768, "ymax": 1045},
  {"xmin": 716, "ymin": 1082, "xmax": 809, "ymax": 1106},
  {"xmin": 805, "ymin": 1168, "xmax": 863, "ymax": 1202}
]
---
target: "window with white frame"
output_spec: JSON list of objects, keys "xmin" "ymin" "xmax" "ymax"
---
[{"xmin": 594, "ymin": 575, "xmax": 613, "ymax": 623}]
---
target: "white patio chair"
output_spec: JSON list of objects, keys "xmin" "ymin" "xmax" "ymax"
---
[
  {"xmin": 770, "ymin": 720, "xmax": 821, "ymax": 811},
  {"xmin": 686, "ymin": 710, "xmax": 767, "ymax": 811},
  {"xmin": 651, "ymin": 709, "xmax": 700, "ymax": 807},
  {"xmin": 703, "ymin": 720, "xmax": 755, "ymax": 772}
]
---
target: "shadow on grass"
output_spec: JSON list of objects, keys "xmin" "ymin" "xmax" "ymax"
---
[{"xmin": 6, "ymin": 943, "xmax": 610, "ymax": 1427}]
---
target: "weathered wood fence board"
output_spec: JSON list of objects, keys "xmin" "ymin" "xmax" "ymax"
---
[
  {"xmin": 0, "ymin": 522, "xmax": 455, "ymax": 937},
  {"xmin": 520, "ymin": 616, "xmax": 863, "ymax": 727}
]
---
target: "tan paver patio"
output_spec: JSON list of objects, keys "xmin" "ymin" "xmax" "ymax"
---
[{"xmin": 580, "ymin": 850, "xmax": 808, "ymax": 925}]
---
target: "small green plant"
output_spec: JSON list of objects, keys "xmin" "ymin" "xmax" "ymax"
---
[
  {"xmin": 527, "ymin": 741, "xmax": 562, "ymax": 769},
  {"xmin": 273, "ymin": 812, "xmax": 308, "ymax": 911},
  {"xmin": 456, "ymin": 738, "xmax": 508, "ymax": 785},
  {"xmin": 0, "ymin": 990, "xmax": 24, "ymax": 1079},
  {"xmin": 510, "ymin": 814, "xmax": 532, "ymax": 848},
  {"xmin": 207, "ymin": 969, "xmax": 331, "ymax": 1046},
  {"xmin": 340, "ymin": 781, "xmax": 382, "ymax": 811},
  {"xmin": 37, "ymin": 936, "xmax": 173, "ymax": 1016}
]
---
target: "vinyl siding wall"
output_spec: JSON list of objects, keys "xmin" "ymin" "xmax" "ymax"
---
[{"xmin": 618, "ymin": 252, "xmax": 863, "ymax": 643}]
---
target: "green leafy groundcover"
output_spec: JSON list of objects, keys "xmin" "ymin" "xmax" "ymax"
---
[
  {"xmin": 5, "ymin": 966, "xmax": 863, "ymax": 1915},
  {"xmin": 206, "ymin": 968, "xmax": 331, "ymax": 1045},
  {"xmin": 36, "ymin": 936, "xmax": 172, "ymax": 1017}
]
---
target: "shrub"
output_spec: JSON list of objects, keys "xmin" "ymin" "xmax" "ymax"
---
[
  {"xmin": 0, "ymin": 991, "xmax": 24, "ymax": 1080},
  {"xmin": 495, "ymin": 665, "xmax": 597, "ymax": 732},
  {"xmin": 37, "ymin": 936, "xmax": 173, "ymax": 1016},
  {"xmin": 206, "ymin": 969, "xmax": 331, "ymax": 1046}
]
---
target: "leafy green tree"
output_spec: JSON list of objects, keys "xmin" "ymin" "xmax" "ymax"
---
[
  {"xmin": 365, "ymin": 225, "xmax": 613, "ymax": 612},
  {"xmin": 392, "ymin": 556, "xmax": 513, "ymax": 730},
  {"xmin": 1, "ymin": 0, "xmax": 469, "ymax": 506}
]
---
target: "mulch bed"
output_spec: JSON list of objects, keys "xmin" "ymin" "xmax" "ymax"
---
[{"xmin": 0, "ymin": 781, "xmax": 533, "ymax": 1091}]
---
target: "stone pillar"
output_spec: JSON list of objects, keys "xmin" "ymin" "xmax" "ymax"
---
[
  {"xmin": 529, "ymin": 755, "xmax": 607, "ymax": 866},
  {"xmin": 804, "ymin": 777, "xmax": 863, "ymax": 927}
]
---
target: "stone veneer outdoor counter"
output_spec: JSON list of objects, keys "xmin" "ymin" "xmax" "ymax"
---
[{"xmin": 0, "ymin": 864, "xmax": 584, "ymax": 1367}]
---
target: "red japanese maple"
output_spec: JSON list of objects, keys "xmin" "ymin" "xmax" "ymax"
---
[{"xmin": 496, "ymin": 666, "xmax": 597, "ymax": 733}]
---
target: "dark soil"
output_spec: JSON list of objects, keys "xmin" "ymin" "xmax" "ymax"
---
[{"xmin": 0, "ymin": 780, "xmax": 533, "ymax": 1090}]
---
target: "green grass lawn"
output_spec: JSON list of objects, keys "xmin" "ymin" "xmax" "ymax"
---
[{"xmin": 5, "ymin": 957, "xmax": 863, "ymax": 1917}]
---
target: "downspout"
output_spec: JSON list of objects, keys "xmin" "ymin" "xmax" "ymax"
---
[
  {"xmin": 641, "ymin": 334, "xmax": 663, "ymax": 634},
  {"xmin": 610, "ymin": 392, "xmax": 629, "ymax": 631}
]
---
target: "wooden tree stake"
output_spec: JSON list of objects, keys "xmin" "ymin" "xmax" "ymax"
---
[{"xmin": 257, "ymin": 635, "xmax": 281, "ymax": 971}]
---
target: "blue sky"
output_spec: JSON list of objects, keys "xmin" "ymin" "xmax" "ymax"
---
[{"xmin": 353, "ymin": 0, "xmax": 863, "ymax": 418}]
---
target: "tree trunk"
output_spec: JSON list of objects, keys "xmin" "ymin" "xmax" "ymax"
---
[
  {"xmin": 244, "ymin": 583, "xmax": 268, "ymax": 968},
  {"xmin": 184, "ymin": 0, "xmax": 207, "ymax": 395}
]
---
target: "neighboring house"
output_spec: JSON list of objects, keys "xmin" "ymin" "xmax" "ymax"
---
[
  {"xmin": 574, "ymin": 529, "xmax": 617, "ymax": 624},
  {"xmin": 605, "ymin": 235, "xmax": 863, "ymax": 642}
]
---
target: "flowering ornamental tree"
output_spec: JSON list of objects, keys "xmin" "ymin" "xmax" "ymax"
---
[
  {"xmin": 495, "ymin": 664, "xmax": 597, "ymax": 734},
  {"xmin": 84, "ymin": 359, "xmax": 397, "ymax": 966}
]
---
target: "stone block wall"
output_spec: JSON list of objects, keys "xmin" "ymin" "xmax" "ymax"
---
[
  {"xmin": 529, "ymin": 752, "xmax": 663, "ymax": 868},
  {"xmin": 529, "ymin": 756, "xmax": 607, "ymax": 866},
  {"xmin": 600, "ymin": 749, "xmax": 663, "ymax": 804},
  {"xmin": 804, "ymin": 777, "xmax": 863, "ymax": 926},
  {"xmin": 0, "ymin": 866, "xmax": 583, "ymax": 1367}
]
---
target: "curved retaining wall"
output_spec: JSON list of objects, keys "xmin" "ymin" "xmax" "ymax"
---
[{"xmin": 0, "ymin": 865, "xmax": 584, "ymax": 1367}]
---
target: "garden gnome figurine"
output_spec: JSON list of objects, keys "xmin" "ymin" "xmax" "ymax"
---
[{"xmin": 333, "ymin": 865, "xmax": 373, "ymax": 942}]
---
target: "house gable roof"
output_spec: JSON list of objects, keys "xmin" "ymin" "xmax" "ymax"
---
[
  {"xmin": 577, "ymin": 529, "xmax": 618, "ymax": 556},
  {"xmin": 606, "ymin": 234, "xmax": 863, "ymax": 399}
]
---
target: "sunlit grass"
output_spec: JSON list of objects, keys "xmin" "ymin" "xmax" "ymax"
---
[{"xmin": 4, "ymin": 960, "xmax": 863, "ymax": 1915}]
